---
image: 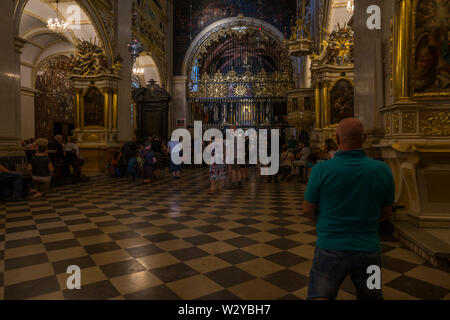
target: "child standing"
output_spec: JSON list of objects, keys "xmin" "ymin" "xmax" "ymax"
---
[
  {"xmin": 208, "ymin": 140, "xmax": 227, "ymax": 193},
  {"xmin": 141, "ymin": 144, "xmax": 157, "ymax": 184},
  {"xmin": 209, "ymin": 162, "xmax": 226, "ymax": 193}
]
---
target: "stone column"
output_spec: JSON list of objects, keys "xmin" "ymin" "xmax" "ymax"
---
[
  {"xmin": 314, "ymin": 82, "xmax": 321, "ymax": 129},
  {"xmin": 20, "ymin": 87, "xmax": 38, "ymax": 140},
  {"xmin": 166, "ymin": 0, "xmax": 175, "ymax": 136},
  {"xmin": 172, "ymin": 76, "xmax": 188, "ymax": 132},
  {"xmin": 0, "ymin": 0, "xmax": 24, "ymax": 156},
  {"xmin": 114, "ymin": 0, "xmax": 133, "ymax": 142},
  {"xmin": 166, "ymin": 0, "xmax": 174, "ymax": 94},
  {"xmin": 353, "ymin": 0, "xmax": 385, "ymax": 150}
]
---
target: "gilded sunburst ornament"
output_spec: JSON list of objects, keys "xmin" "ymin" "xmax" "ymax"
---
[{"xmin": 233, "ymin": 84, "xmax": 248, "ymax": 96}]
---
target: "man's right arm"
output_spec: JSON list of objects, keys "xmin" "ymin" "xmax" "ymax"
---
[
  {"xmin": 381, "ymin": 163, "xmax": 395, "ymax": 222},
  {"xmin": 0, "ymin": 165, "xmax": 10, "ymax": 173}
]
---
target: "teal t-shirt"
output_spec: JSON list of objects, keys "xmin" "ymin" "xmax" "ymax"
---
[{"xmin": 304, "ymin": 150, "xmax": 395, "ymax": 253}]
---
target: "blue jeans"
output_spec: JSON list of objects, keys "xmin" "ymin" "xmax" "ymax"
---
[
  {"xmin": 0, "ymin": 172, "xmax": 23, "ymax": 199},
  {"xmin": 307, "ymin": 247, "xmax": 383, "ymax": 300}
]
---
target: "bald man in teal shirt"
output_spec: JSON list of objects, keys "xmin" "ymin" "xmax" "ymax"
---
[{"xmin": 303, "ymin": 118, "xmax": 395, "ymax": 300}]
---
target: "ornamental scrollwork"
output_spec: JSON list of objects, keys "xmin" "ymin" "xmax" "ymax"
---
[
  {"xmin": 71, "ymin": 40, "xmax": 108, "ymax": 77},
  {"xmin": 402, "ymin": 112, "xmax": 417, "ymax": 133},
  {"xmin": 188, "ymin": 69, "xmax": 293, "ymax": 99},
  {"xmin": 313, "ymin": 23, "xmax": 354, "ymax": 66},
  {"xmin": 419, "ymin": 111, "xmax": 450, "ymax": 136}
]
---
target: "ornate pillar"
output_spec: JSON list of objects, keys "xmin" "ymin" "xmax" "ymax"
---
[
  {"xmin": 393, "ymin": 0, "xmax": 411, "ymax": 100},
  {"xmin": 321, "ymin": 81, "xmax": 330, "ymax": 128},
  {"xmin": 113, "ymin": 89, "xmax": 118, "ymax": 130},
  {"xmin": 172, "ymin": 76, "xmax": 188, "ymax": 133},
  {"xmin": 74, "ymin": 89, "xmax": 82, "ymax": 130},
  {"xmin": 314, "ymin": 82, "xmax": 321, "ymax": 129}
]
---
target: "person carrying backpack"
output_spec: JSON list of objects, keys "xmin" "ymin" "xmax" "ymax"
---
[{"xmin": 142, "ymin": 143, "xmax": 157, "ymax": 184}]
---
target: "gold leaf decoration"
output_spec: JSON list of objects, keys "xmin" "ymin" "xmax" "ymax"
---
[{"xmin": 419, "ymin": 111, "xmax": 450, "ymax": 136}]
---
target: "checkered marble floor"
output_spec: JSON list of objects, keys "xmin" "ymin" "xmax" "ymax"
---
[{"xmin": 0, "ymin": 168, "xmax": 449, "ymax": 300}]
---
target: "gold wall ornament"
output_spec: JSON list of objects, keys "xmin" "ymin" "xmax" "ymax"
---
[
  {"xmin": 112, "ymin": 55, "xmax": 123, "ymax": 73},
  {"xmin": 419, "ymin": 111, "xmax": 450, "ymax": 136},
  {"xmin": 233, "ymin": 84, "xmax": 248, "ymax": 97},
  {"xmin": 321, "ymin": 23, "xmax": 354, "ymax": 66},
  {"xmin": 287, "ymin": 15, "xmax": 313, "ymax": 57},
  {"xmin": 188, "ymin": 69, "xmax": 293, "ymax": 99},
  {"xmin": 403, "ymin": 112, "xmax": 417, "ymax": 133},
  {"xmin": 71, "ymin": 39, "xmax": 108, "ymax": 78},
  {"xmin": 84, "ymin": 133, "xmax": 100, "ymax": 143},
  {"xmin": 287, "ymin": 111, "xmax": 314, "ymax": 131},
  {"xmin": 393, "ymin": 113, "xmax": 400, "ymax": 133}
]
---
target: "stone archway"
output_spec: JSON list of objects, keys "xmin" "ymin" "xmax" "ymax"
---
[
  {"xmin": 16, "ymin": 0, "xmax": 109, "ymax": 140},
  {"xmin": 134, "ymin": 53, "xmax": 162, "ymax": 87},
  {"xmin": 14, "ymin": 0, "xmax": 113, "ymax": 63},
  {"xmin": 182, "ymin": 16, "xmax": 286, "ymax": 78},
  {"xmin": 172, "ymin": 16, "xmax": 292, "ymax": 132}
]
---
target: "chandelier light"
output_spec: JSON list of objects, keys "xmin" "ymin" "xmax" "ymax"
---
[
  {"xmin": 133, "ymin": 67, "xmax": 144, "ymax": 75},
  {"xmin": 47, "ymin": 0, "xmax": 69, "ymax": 33},
  {"xmin": 347, "ymin": 0, "xmax": 354, "ymax": 14}
]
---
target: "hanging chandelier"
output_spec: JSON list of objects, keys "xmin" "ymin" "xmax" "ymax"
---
[
  {"xmin": 347, "ymin": 0, "xmax": 354, "ymax": 14},
  {"xmin": 128, "ymin": 38, "xmax": 144, "ymax": 62},
  {"xmin": 133, "ymin": 67, "xmax": 144, "ymax": 75},
  {"xmin": 47, "ymin": 0, "xmax": 69, "ymax": 33}
]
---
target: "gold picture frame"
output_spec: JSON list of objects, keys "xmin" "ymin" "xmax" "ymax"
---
[{"xmin": 410, "ymin": 0, "xmax": 450, "ymax": 99}]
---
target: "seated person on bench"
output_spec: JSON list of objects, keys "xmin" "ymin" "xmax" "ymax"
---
[
  {"xmin": 28, "ymin": 143, "xmax": 54, "ymax": 199},
  {"xmin": 0, "ymin": 164, "xmax": 24, "ymax": 202}
]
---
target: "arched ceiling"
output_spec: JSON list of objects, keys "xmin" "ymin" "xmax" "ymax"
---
[
  {"xmin": 134, "ymin": 53, "xmax": 161, "ymax": 86},
  {"xmin": 19, "ymin": 0, "xmax": 101, "ymax": 67}
]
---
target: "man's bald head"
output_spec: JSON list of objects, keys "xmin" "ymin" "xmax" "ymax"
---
[{"xmin": 336, "ymin": 118, "xmax": 366, "ymax": 150}]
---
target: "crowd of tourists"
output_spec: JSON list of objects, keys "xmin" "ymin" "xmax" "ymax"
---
[
  {"xmin": 266, "ymin": 137, "xmax": 339, "ymax": 184},
  {"xmin": 107, "ymin": 135, "xmax": 179, "ymax": 185}
]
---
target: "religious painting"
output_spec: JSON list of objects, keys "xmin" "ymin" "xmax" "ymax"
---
[
  {"xmin": 412, "ymin": 0, "xmax": 450, "ymax": 96},
  {"xmin": 330, "ymin": 79, "xmax": 354, "ymax": 125},
  {"xmin": 35, "ymin": 55, "xmax": 74, "ymax": 140},
  {"xmin": 83, "ymin": 87, "xmax": 104, "ymax": 127}
]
